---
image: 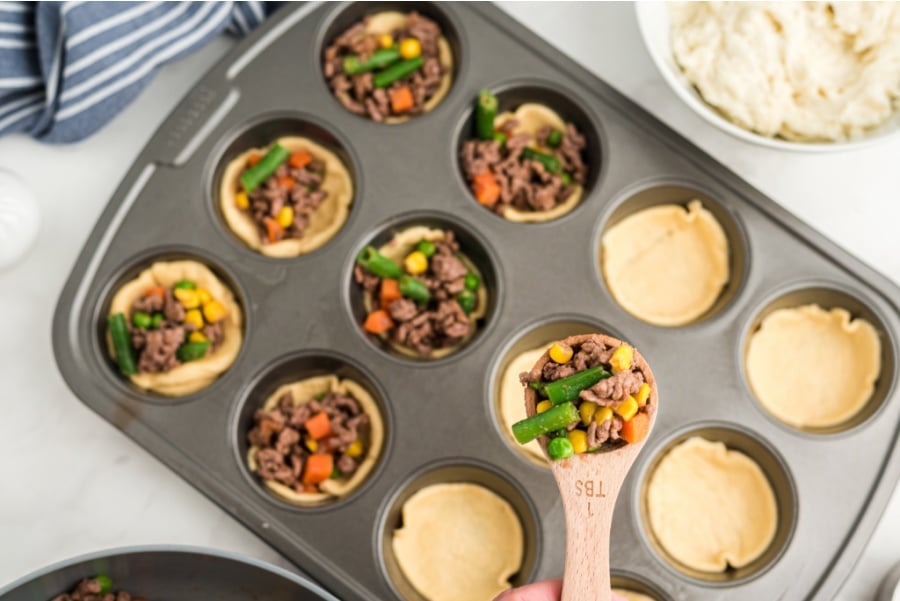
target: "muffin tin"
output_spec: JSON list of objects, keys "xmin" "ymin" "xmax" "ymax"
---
[{"xmin": 51, "ymin": 3, "xmax": 900, "ymax": 600}]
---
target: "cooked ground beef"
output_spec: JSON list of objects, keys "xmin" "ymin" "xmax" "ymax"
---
[
  {"xmin": 241, "ymin": 158, "xmax": 328, "ymax": 244},
  {"xmin": 323, "ymin": 12, "xmax": 447, "ymax": 122},
  {"xmin": 460, "ymin": 119, "xmax": 588, "ymax": 214},
  {"xmin": 51, "ymin": 578, "xmax": 145, "ymax": 601},
  {"xmin": 248, "ymin": 390, "xmax": 369, "ymax": 493}
]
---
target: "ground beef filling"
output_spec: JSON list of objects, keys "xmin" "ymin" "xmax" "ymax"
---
[
  {"xmin": 520, "ymin": 336, "xmax": 652, "ymax": 450},
  {"xmin": 460, "ymin": 121, "xmax": 587, "ymax": 214},
  {"xmin": 323, "ymin": 12, "xmax": 447, "ymax": 122},
  {"xmin": 128, "ymin": 287, "xmax": 224, "ymax": 374},
  {"xmin": 51, "ymin": 578, "xmax": 145, "ymax": 601},
  {"xmin": 240, "ymin": 157, "xmax": 328, "ymax": 244},
  {"xmin": 354, "ymin": 231, "xmax": 477, "ymax": 356},
  {"xmin": 249, "ymin": 390, "xmax": 369, "ymax": 493}
]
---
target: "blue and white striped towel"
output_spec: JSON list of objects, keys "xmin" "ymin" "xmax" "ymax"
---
[{"xmin": 0, "ymin": 1, "xmax": 280, "ymax": 143}]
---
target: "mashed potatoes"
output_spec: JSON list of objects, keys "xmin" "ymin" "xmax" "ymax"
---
[{"xmin": 670, "ymin": 2, "xmax": 900, "ymax": 141}]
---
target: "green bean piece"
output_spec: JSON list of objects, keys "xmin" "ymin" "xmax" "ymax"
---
[
  {"xmin": 544, "ymin": 365, "xmax": 612, "ymax": 405},
  {"xmin": 151, "ymin": 313, "xmax": 165, "ymax": 329},
  {"xmin": 512, "ymin": 401, "xmax": 579, "ymax": 444},
  {"xmin": 373, "ymin": 56, "xmax": 424, "ymax": 88},
  {"xmin": 464, "ymin": 272, "xmax": 480, "ymax": 291},
  {"xmin": 240, "ymin": 143, "xmax": 290, "ymax": 193},
  {"xmin": 173, "ymin": 279, "xmax": 195, "ymax": 290},
  {"xmin": 108, "ymin": 313, "xmax": 137, "ymax": 375},
  {"xmin": 132, "ymin": 311, "xmax": 152, "ymax": 329},
  {"xmin": 95, "ymin": 575, "xmax": 113, "ymax": 595},
  {"xmin": 476, "ymin": 89, "xmax": 498, "ymax": 140},
  {"xmin": 552, "ymin": 428, "xmax": 569, "ymax": 438},
  {"xmin": 520, "ymin": 147, "xmax": 562, "ymax": 173},
  {"xmin": 330, "ymin": 467, "xmax": 343, "ymax": 479},
  {"xmin": 528, "ymin": 381, "xmax": 544, "ymax": 391},
  {"xmin": 399, "ymin": 275, "xmax": 430, "ymax": 304},
  {"xmin": 546, "ymin": 128, "xmax": 563, "ymax": 147},
  {"xmin": 176, "ymin": 340, "xmax": 210, "ymax": 362},
  {"xmin": 547, "ymin": 436, "xmax": 574, "ymax": 460},
  {"xmin": 356, "ymin": 246, "xmax": 403, "ymax": 279},
  {"xmin": 561, "ymin": 172, "xmax": 572, "ymax": 185},
  {"xmin": 492, "ymin": 131, "xmax": 507, "ymax": 147},
  {"xmin": 456, "ymin": 290, "xmax": 476, "ymax": 314},
  {"xmin": 417, "ymin": 239, "xmax": 436, "ymax": 258},
  {"xmin": 315, "ymin": 392, "xmax": 326, "ymax": 401},
  {"xmin": 342, "ymin": 47, "xmax": 400, "ymax": 75}
]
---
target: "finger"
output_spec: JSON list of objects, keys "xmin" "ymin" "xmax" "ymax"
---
[{"xmin": 493, "ymin": 579, "xmax": 563, "ymax": 601}]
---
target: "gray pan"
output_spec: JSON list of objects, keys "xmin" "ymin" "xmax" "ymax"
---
[{"xmin": 51, "ymin": 3, "xmax": 900, "ymax": 601}]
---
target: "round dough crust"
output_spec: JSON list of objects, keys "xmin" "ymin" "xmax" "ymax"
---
[
  {"xmin": 601, "ymin": 200, "xmax": 729, "ymax": 326},
  {"xmin": 493, "ymin": 103, "xmax": 584, "ymax": 223},
  {"xmin": 746, "ymin": 304, "xmax": 881, "ymax": 428},
  {"xmin": 498, "ymin": 346, "xmax": 548, "ymax": 464},
  {"xmin": 612, "ymin": 590, "xmax": 655, "ymax": 601},
  {"xmin": 220, "ymin": 136, "xmax": 353, "ymax": 258},
  {"xmin": 364, "ymin": 226, "xmax": 488, "ymax": 360},
  {"xmin": 646, "ymin": 437, "xmax": 778, "ymax": 573},
  {"xmin": 247, "ymin": 375, "xmax": 384, "ymax": 506},
  {"xmin": 108, "ymin": 260, "xmax": 242, "ymax": 397},
  {"xmin": 392, "ymin": 483, "xmax": 524, "ymax": 601},
  {"xmin": 361, "ymin": 11, "xmax": 454, "ymax": 124}
]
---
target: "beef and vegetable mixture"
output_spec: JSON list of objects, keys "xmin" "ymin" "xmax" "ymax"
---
[
  {"xmin": 353, "ymin": 228, "xmax": 486, "ymax": 358},
  {"xmin": 51, "ymin": 575, "xmax": 144, "ymax": 601},
  {"xmin": 323, "ymin": 11, "xmax": 452, "ymax": 122},
  {"xmin": 460, "ymin": 90, "xmax": 588, "ymax": 220},
  {"xmin": 513, "ymin": 334, "xmax": 655, "ymax": 460}
]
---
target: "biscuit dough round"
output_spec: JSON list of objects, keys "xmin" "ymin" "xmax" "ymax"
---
[
  {"xmin": 365, "ymin": 226, "xmax": 488, "ymax": 360},
  {"xmin": 646, "ymin": 437, "xmax": 777, "ymax": 573},
  {"xmin": 498, "ymin": 346, "xmax": 547, "ymax": 464},
  {"xmin": 247, "ymin": 375, "xmax": 384, "ymax": 506},
  {"xmin": 392, "ymin": 483, "xmax": 523, "ymax": 601},
  {"xmin": 220, "ymin": 136, "xmax": 353, "ymax": 258},
  {"xmin": 362, "ymin": 11, "xmax": 454, "ymax": 124},
  {"xmin": 669, "ymin": 2, "xmax": 900, "ymax": 142},
  {"xmin": 746, "ymin": 304, "xmax": 881, "ymax": 429},
  {"xmin": 493, "ymin": 103, "xmax": 584, "ymax": 223},
  {"xmin": 108, "ymin": 260, "xmax": 242, "ymax": 396},
  {"xmin": 612, "ymin": 590, "xmax": 655, "ymax": 601},
  {"xmin": 601, "ymin": 200, "xmax": 729, "ymax": 326}
]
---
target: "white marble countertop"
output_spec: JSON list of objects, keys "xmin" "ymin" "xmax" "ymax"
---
[{"xmin": 1, "ymin": 3, "xmax": 898, "ymax": 599}]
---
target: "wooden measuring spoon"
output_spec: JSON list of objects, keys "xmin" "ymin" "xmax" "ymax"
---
[{"xmin": 524, "ymin": 333, "xmax": 658, "ymax": 601}]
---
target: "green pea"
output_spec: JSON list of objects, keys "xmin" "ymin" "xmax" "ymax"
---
[
  {"xmin": 330, "ymin": 467, "xmax": 343, "ymax": 479},
  {"xmin": 456, "ymin": 290, "xmax": 476, "ymax": 314},
  {"xmin": 464, "ymin": 272, "xmax": 480, "ymax": 291},
  {"xmin": 173, "ymin": 279, "xmax": 195, "ymax": 290},
  {"xmin": 132, "ymin": 311, "xmax": 152, "ymax": 329},
  {"xmin": 561, "ymin": 172, "xmax": 572, "ymax": 185},
  {"xmin": 151, "ymin": 313, "xmax": 165, "ymax": 329},
  {"xmin": 546, "ymin": 128, "xmax": 563, "ymax": 147},
  {"xmin": 416, "ymin": 240, "xmax": 436, "ymax": 258},
  {"xmin": 547, "ymin": 436, "xmax": 574, "ymax": 461},
  {"xmin": 492, "ymin": 131, "xmax": 507, "ymax": 147},
  {"xmin": 95, "ymin": 575, "xmax": 113, "ymax": 595}
]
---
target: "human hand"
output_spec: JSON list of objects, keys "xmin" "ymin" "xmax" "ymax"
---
[{"xmin": 493, "ymin": 579, "xmax": 628, "ymax": 601}]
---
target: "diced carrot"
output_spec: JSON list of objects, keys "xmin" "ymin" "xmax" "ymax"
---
[
  {"xmin": 289, "ymin": 150, "xmax": 313, "ymax": 169},
  {"xmin": 389, "ymin": 85, "xmax": 415, "ymax": 113},
  {"xmin": 621, "ymin": 412, "xmax": 650, "ymax": 445},
  {"xmin": 472, "ymin": 171, "xmax": 500, "ymax": 207},
  {"xmin": 264, "ymin": 217, "xmax": 284, "ymax": 244},
  {"xmin": 305, "ymin": 411, "xmax": 333, "ymax": 440},
  {"xmin": 277, "ymin": 176, "xmax": 295, "ymax": 190},
  {"xmin": 302, "ymin": 484, "xmax": 318, "ymax": 493},
  {"xmin": 144, "ymin": 286, "xmax": 165, "ymax": 299},
  {"xmin": 302, "ymin": 453, "xmax": 334, "ymax": 485},
  {"xmin": 379, "ymin": 278, "xmax": 402, "ymax": 310},
  {"xmin": 247, "ymin": 152, "xmax": 262, "ymax": 167},
  {"xmin": 363, "ymin": 309, "xmax": 394, "ymax": 334}
]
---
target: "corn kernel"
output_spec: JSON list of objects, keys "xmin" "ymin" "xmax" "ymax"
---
[
  {"xmin": 615, "ymin": 396, "xmax": 639, "ymax": 421},
  {"xmin": 399, "ymin": 37, "xmax": 421, "ymax": 60},
  {"xmin": 173, "ymin": 288, "xmax": 200, "ymax": 309},
  {"xmin": 378, "ymin": 34, "xmax": 394, "ymax": 49},
  {"xmin": 610, "ymin": 343, "xmax": 634, "ymax": 373},
  {"xmin": 594, "ymin": 406, "xmax": 614, "ymax": 425},
  {"xmin": 549, "ymin": 342, "xmax": 573, "ymax": 364},
  {"xmin": 404, "ymin": 250, "xmax": 428, "ymax": 275},
  {"xmin": 346, "ymin": 440, "xmax": 363, "ymax": 458},
  {"xmin": 635, "ymin": 383, "xmax": 651, "ymax": 406},
  {"xmin": 184, "ymin": 309, "xmax": 204, "ymax": 330},
  {"xmin": 195, "ymin": 288, "xmax": 211, "ymax": 305},
  {"xmin": 305, "ymin": 438, "xmax": 318, "ymax": 453},
  {"xmin": 568, "ymin": 429, "xmax": 588, "ymax": 454},
  {"xmin": 536, "ymin": 400, "xmax": 553, "ymax": 414},
  {"xmin": 202, "ymin": 300, "xmax": 227, "ymax": 324},
  {"xmin": 189, "ymin": 331, "xmax": 208, "ymax": 343},
  {"xmin": 580, "ymin": 401, "xmax": 598, "ymax": 426},
  {"xmin": 276, "ymin": 205, "xmax": 294, "ymax": 229},
  {"xmin": 235, "ymin": 191, "xmax": 249, "ymax": 210}
]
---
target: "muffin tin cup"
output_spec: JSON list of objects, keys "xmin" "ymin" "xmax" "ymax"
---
[{"xmin": 51, "ymin": 3, "xmax": 900, "ymax": 601}]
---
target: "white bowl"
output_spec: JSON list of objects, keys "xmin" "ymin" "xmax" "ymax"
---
[{"xmin": 634, "ymin": 1, "xmax": 900, "ymax": 153}]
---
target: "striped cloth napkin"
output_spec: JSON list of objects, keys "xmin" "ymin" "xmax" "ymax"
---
[{"xmin": 0, "ymin": 1, "xmax": 280, "ymax": 143}]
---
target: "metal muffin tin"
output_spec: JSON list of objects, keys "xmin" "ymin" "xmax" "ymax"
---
[{"xmin": 51, "ymin": 3, "xmax": 900, "ymax": 600}]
